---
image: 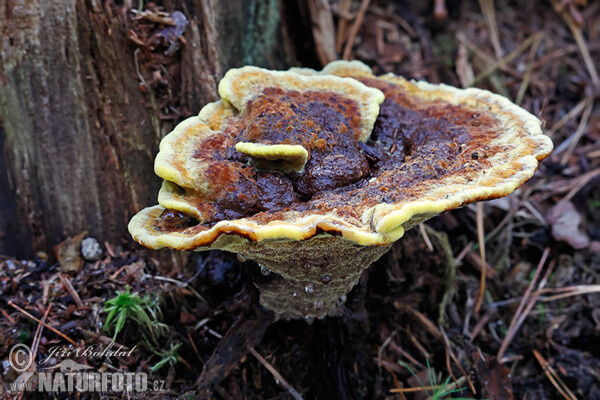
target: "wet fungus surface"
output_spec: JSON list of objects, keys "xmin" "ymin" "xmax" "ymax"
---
[{"xmin": 129, "ymin": 61, "xmax": 553, "ymax": 319}]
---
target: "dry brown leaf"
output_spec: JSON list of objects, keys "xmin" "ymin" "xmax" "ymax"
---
[
  {"xmin": 53, "ymin": 231, "xmax": 87, "ymax": 274},
  {"xmin": 473, "ymin": 350, "xmax": 514, "ymax": 400},
  {"xmin": 546, "ymin": 201, "xmax": 589, "ymax": 249}
]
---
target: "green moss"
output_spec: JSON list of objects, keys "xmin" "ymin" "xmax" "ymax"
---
[{"xmin": 103, "ymin": 285, "xmax": 167, "ymax": 342}]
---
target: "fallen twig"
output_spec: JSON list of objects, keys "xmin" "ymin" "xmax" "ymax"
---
[
  {"xmin": 466, "ymin": 33, "xmax": 538, "ymax": 86},
  {"xmin": 58, "ymin": 272, "xmax": 84, "ymax": 308},
  {"xmin": 515, "ymin": 32, "xmax": 543, "ymax": 105},
  {"xmin": 533, "ymin": 349, "xmax": 578, "ymax": 400},
  {"xmin": 538, "ymin": 167, "xmax": 600, "ymax": 201},
  {"xmin": 8, "ymin": 301, "xmax": 78, "ymax": 347},
  {"xmin": 389, "ymin": 377, "xmax": 467, "ymax": 395},
  {"xmin": 538, "ymin": 285, "xmax": 600, "ymax": 302},
  {"xmin": 1, "ymin": 307, "xmax": 15, "ymax": 324},
  {"xmin": 546, "ymin": 97, "xmax": 588, "ymax": 138},
  {"xmin": 478, "ymin": 0, "xmax": 502, "ymax": 59},
  {"xmin": 206, "ymin": 328, "xmax": 303, "ymax": 400},
  {"xmin": 559, "ymin": 97, "xmax": 594, "ymax": 165},
  {"xmin": 440, "ymin": 327, "xmax": 476, "ymax": 395},
  {"xmin": 15, "ymin": 305, "xmax": 52, "ymax": 400},
  {"xmin": 342, "ymin": 0, "xmax": 370, "ymax": 60},
  {"xmin": 378, "ymin": 332, "xmax": 397, "ymax": 373},
  {"xmin": 248, "ymin": 348, "xmax": 303, "ymax": 400},
  {"xmin": 552, "ymin": 0, "xmax": 599, "ymax": 87},
  {"xmin": 497, "ymin": 248, "xmax": 551, "ymax": 360},
  {"xmin": 335, "ymin": 0, "xmax": 352, "ymax": 53}
]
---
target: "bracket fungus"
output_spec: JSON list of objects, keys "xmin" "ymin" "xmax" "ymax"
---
[{"xmin": 129, "ymin": 60, "xmax": 552, "ymax": 320}]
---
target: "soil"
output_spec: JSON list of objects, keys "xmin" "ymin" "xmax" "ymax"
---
[{"xmin": 1, "ymin": 0, "xmax": 600, "ymax": 399}]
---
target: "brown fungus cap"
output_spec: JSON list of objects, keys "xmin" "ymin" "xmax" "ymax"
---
[{"xmin": 129, "ymin": 61, "xmax": 552, "ymax": 319}]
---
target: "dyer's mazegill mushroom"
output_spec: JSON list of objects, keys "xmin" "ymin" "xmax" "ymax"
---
[{"xmin": 129, "ymin": 61, "xmax": 552, "ymax": 321}]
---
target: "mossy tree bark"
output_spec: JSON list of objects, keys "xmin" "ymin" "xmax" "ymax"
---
[{"xmin": 0, "ymin": 0, "xmax": 320, "ymax": 257}]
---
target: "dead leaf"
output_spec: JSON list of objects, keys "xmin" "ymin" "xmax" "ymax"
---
[
  {"xmin": 125, "ymin": 260, "xmax": 146, "ymax": 282},
  {"xmin": 54, "ymin": 231, "xmax": 87, "ymax": 274},
  {"xmin": 546, "ymin": 201, "xmax": 589, "ymax": 249},
  {"xmin": 473, "ymin": 350, "xmax": 514, "ymax": 400}
]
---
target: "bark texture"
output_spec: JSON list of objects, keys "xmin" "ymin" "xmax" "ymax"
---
[{"xmin": 0, "ymin": 0, "xmax": 302, "ymax": 257}]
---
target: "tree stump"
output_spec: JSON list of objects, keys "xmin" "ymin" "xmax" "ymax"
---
[{"xmin": 0, "ymin": 0, "xmax": 323, "ymax": 257}]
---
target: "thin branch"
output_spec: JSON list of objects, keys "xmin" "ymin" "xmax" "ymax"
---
[
  {"xmin": 335, "ymin": 0, "xmax": 352, "ymax": 53},
  {"xmin": 533, "ymin": 350, "xmax": 578, "ymax": 400},
  {"xmin": 466, "ymin": 33, "xmax": 538, "ymax": 86},
  {"xmin": 15, "ymin": 305, "xmax": 52, "ymax": 400},
  {"xmin": 390, "ymin": 377, "xmax": 467, "ymax": 394},
  {"xmin": 560, "ymin": 98, "xmax": 594, "ymax": 165},
  {"xmin": 342, "ymin": 0, "xmax": 370, "ymax": 60},
  {"xmin": 249, "ymin": 348, "xmax": 303, "ymax": 400},
  {"xmin": 515, "ymin": 32, "xmax": 543, "ymax": 105},
  {"xmin": 207, "ymin": 328, "xmax": 302, "ymax": 399},
  {"xmin": 58, "ymin": 273, "xmax": 84, "ymax": 308},
  {"xmin": 497, "ymin": 248, "xmax": 550, "ymax": 359},
  {"xmin": 546, "ymin": 97, "xmax": 588, "ymax": 138},
  {"xmin": 552, "ymin": 0, "xmax": 599, "ymax": 87},
  {"xmin": 8, "ymin": 301, "xmax": 78, "ymax": 347},
  {"xmin": 478, "ymin": 0, "xmax": 502, "ymax": 59}
]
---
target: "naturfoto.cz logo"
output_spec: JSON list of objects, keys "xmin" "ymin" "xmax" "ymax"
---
[{"xmin": 8, "ymin": 343, "xmax": 165, "ymax": 393}]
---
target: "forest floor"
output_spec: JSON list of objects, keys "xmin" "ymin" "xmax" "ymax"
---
[{"xmin": 1, "ymin": 0, "xmax": 600, "ymax": 399}]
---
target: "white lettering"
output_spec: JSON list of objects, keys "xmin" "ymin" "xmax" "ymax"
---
[
  {"xmin": 112, "ymin": 372, "xmax": 124, "ymax": 391},
  {"xmin": 135, "ymin": 373, "xmax": 147, "ymax": 391},
  {"xmin": 38, "ymin": 372, "xmax": 53, "ymax": 392}
]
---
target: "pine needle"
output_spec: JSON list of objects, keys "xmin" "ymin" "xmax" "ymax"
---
[
  {"xmin": 497, "ymin": 248, "xmax": 551, "ymax": 360},
  {"xmin": 533, "ymin": 350, "xmax": 578, "ymax": 400}
]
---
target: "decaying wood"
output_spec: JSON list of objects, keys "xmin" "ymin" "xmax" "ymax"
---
[
  {"xmin": 307, "ymin": 0, "xmax": 337, "ymax": 65},
  {"xmin": 197, "ymin": 305, "xmax": 274, "ymax": 392}
]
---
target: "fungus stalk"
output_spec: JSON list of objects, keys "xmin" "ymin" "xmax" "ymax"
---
[
  {"xmin": 235, "ymin": 235, "xmax": 391, "ymax": 319},
  {"xmin": 129, "ymin": 61, "xmax": 552, "ymax": 320}
]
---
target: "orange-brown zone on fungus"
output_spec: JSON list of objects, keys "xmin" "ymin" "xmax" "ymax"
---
[
  {"xmin": 238, "ymin": 88, "xmax": 362, "ymax": 145},
  {"xmin": 154, "ymin": 77, "xmax": 508, "ymax": 235}
]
